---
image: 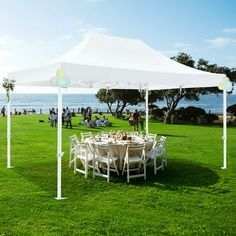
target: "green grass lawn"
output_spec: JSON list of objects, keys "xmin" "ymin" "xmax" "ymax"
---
[{"xmin": 0, "ymin": 114, "xmax": 235, "ymax": 236}]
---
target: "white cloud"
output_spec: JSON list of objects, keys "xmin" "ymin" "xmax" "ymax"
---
[
  {"xmin": 222, "ymin": 28, "xmax": 236, "ymax": 33},
  {"xmin": 158, "ymin": 49, "xmax": 179, "ymax": 57},
  {"xmin": 0, "ymin": 33, "xmax": 75, "ymax": 80},
  {"xmin": 69, "ymin": 17, "xmax": 108, "ymax": 38},
  {"xmin": 205, "ymin": 37, "xmax": 236, "ymax": 47},
  {"xmin": 0, "ymin": 17, "xmax": 108, "ymax": 81},
  {"xmin": 173, "ymin": 42, "xmax": 196, "ymax": 53},
  {"xmin": 174, "ymin": 42, "xmax": 192, "ymax": 49},
  {"xmin": 57, "ymin": 34, "xmax": 73, "ymax": 41},
  {"xmin": 0, "ymin": 50, "xmax": 15, "ymax": 60},
  {"xmin": 0, "ymin": 35, "xmax": 24, "ymax": 46},
  {"xmin": 159, "ymin": 42, "xmax": 198, "ymax": 57}
]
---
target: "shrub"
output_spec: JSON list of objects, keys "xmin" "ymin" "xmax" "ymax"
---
[
  {"xmin": 151, "ymin": 107, "xmax": 164, "ymax": 119},
  {"xmin": 204, "ymin": 114, "xmax": 219, "ymax": 123},
  {"xmin": 176, "ymin": 106, "xmax": 206, "ymax": 122}
]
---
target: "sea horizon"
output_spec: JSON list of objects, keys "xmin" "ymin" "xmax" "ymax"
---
[{"xmin": 0, "ymin": 93, "xmax": 235, "ymax": 115}]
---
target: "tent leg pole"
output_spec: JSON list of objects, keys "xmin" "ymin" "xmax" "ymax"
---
[
  {"xmin": 56, "ymin": 87, "xmax": 66, "ymax": 200},
  {"xmin": 221, "ymin": 89, "xmax": 227, "ymax": 169},
  {"xmin": 145, "ymin": 88, "xmax": 149, "ymax": 135},
  {"xmin": 7, "ymin": 91, "xmax": 13, "ymax": 168}
]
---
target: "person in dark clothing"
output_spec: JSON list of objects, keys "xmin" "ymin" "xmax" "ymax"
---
[
  {"xmin": 1, "ymin": 106, "xmax": 6, "ymax": 117},
  {"xmin": 132, "ymin": 109, "xmax": 140, "ymax": 131},
  {"xmin": 65, "ymin": 107, "xmax": 72, "ymax": 128}
]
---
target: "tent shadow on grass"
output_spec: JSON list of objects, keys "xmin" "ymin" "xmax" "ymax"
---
[
  {"xmin": 14, "ymin": 159, "xmax": 220, "ymax": 197},
  {"xmin": 145, "ymin": 158, "xmax": 220, "ymax": 188},
  {"xmin": 128, "ymin": 159, "xmax": 220, "ymax": 189},
  {"xmin": 157, "ymin": 133, "xmax": 187, "ymax": 138},
  {"xmin": 13, "ymin": 161, "xmax": 72, "ymax": 197}
]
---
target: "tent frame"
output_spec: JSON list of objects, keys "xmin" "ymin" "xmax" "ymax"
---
[
  {"xmin": 6, "ymin": 86, "xmax": 228, "ymax": 199},
  {"xmin": 5, "ymin": 32, "xmax": 229, "ymax": 199}
]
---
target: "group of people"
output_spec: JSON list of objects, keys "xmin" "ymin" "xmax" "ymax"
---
[
  {"xmin": 49, "ymin": 108, "xmax": 58, "ymax": 127},
  {"xmin": 79, "ymin": 106, "xmax": 111, "ymax": 128},
  {"xmin": 83, "ymin": 115, "xmax": 111, "ymax": 128},
  {"xmin": 49, "ymin": 107, "xmax": 72, "ymax": 128},
  {"xmin": 48, "ymin": 106, "xmax": 146, "ymax": 130}
]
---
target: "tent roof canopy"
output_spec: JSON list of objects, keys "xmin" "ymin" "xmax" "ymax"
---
[{"xmin": 9, "ymin": 32, "xmax": 226, "ymax": 90}]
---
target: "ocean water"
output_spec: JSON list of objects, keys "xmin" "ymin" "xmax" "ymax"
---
[{"xmin": 0, "ymin": 93, "xmax": 235, "ymax": 114}]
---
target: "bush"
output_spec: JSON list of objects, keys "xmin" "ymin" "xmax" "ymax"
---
[
  {"xmin": 227, "ymin": 104, "xmax": 236, "ymax": 115},
  {"xmin": 151, "ymin": 107, "xmax": 164, "ymax": 119},
  {"xmin": 205, "ymin": 114, "xmax": 219, "ymax": 123},
  {"xmin": 176, "ymin": 106, "xmax": 206, "ymax": 122}
]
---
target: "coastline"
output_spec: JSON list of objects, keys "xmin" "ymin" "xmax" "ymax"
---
[{"xmin": 0, "ymin": 93, "xmax": 235, "ymax": 115}]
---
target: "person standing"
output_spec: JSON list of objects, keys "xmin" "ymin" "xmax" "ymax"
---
[
  {"xmin": 1, "ymin": 106, "xmax": 6, "ymax": 117},
  {"xmin": 133, "ymin": 109, "xmax": 140, "ymax": 131},
  {"xmin": 65, "ymin": 107, "xmax": 72, "ymax": 128}
]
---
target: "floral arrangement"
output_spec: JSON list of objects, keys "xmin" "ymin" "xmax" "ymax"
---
[{"xmin": 2, "ymin": 78, "xmax": 16, "ymax": 102}]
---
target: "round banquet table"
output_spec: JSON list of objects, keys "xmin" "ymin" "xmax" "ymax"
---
[{"xmin": 85, "ymin": 134, "xmax": 153, "ymax": 170}]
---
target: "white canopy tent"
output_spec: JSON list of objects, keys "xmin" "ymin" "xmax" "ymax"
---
[{"xmin": 7, "ymin": 32, "xmax": 228, "ymax": 199}]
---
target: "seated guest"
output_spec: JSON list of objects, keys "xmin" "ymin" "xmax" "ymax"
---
[
  {"xmin": 103, "ymin": 118, "xmax": 111, "ymax": 127},
  {"xmin": 88, "ymin": 120, "xmax": 96, "ymax": 128},
  {"xmin": 95, "ymin": 118, "xmax": 102, "ymax": 127},
  {"xmin": 85, "ymin": 118, "xmax": 95, "ymax": 128}
]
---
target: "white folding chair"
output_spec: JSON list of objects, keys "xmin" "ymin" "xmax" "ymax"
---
[
  {"xmin": 145, "ymin": 140, "xmax": 157, "ymax": 167},
  {"xmin": 122, "ymin": 143, "xmax": 146, "ymax": 183},
  {"xmin": 93, "ymin": 143, "xmax": 119, "ymax": 182},
  {"xmin": 146, "ymin": 133, "xmax": 157, "ymax": 141},
  {"xmin": 153, "ymin": 136, "xmax": 167, "ymax": 175},
  {"xmin": 128, "ymin": 131, "xmax": 139, "ymax": 136},
  {"xmin": 80, "ymin": 131, "xmax": 92, "ymax": 142},
  {"xmin": 69, "ymin": 134, "xmax": 79, "ymax": 168},
  {"xmin": 74, "ymin": 141, "xmax": 93, "ymax": 178}
]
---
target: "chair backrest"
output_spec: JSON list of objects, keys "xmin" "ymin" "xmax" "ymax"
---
[
  {"xmin": 93, "ymin": 143, "xmax": 109, "ymax": 157},
  {"xmin": 146, "ymin": 140, "xmax": 157, "ymax": 159},
  {"xmin": 128, "ymin": 131, "xmax": 139, "ymax": 136},
  {"xmin": 75, "ymin": 141, "xmax": 88, "ymax": 157},
  {"xmin": 157, "ymin": 136, "xmax": 166, "ymax": 146},
  {"xmin": 146, "ymin": 133, "xmax": 157, "ymax": 141},
  {"xmin": 107, "ymin": 143, "xmax": 123, "ymax": 159},
  {"xmin": 149, "ymin": 140, "xmax": 157, "ymax": 151},
  {"xmin": 125, "ymin": 143, "xmax": 146, "ymax": 159},
  {"xmin": 69, "ymin": 134, "xmax": 79, "ymax": 147},
  {"xmin": 156, "ymin": 136, "xmax": 167, "ymax": 154},
  {"xmin": 80, "ymin": 132, "xmax": 92, "ymax": 142}
]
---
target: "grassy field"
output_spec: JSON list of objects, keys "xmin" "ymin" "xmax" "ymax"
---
[{"xmin": 0, "ymin": 114, "xmax": 235, "ymax": 236}]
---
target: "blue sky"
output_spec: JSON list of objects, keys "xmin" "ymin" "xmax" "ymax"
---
[{"xmin": 0, "ymin": 0, "xmax": 236, "ymax": 92}]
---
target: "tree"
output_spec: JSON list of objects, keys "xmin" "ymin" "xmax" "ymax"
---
[
  {"xmin": 96, "ymin": 89, "xmax": 144, "ymax": 116},
  {"xmin": 227, "ymin": 104, "xmax": 236, "ymax": 115},
  {"xmin": 157, "ymin": 53, "xmax": 201, "ymax": 123},
  {"xmin": 151, "ymin": 53, "xmax": 233, "ymax": 123}
]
